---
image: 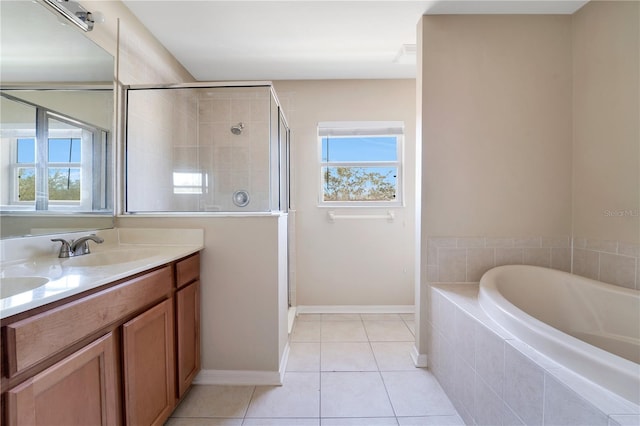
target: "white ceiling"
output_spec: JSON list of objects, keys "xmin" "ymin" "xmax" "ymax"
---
[{"xmin": 122, "ymin": 0, "xmax": 589, "ymax": 81}]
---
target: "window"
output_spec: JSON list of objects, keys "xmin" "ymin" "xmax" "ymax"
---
[
  {"xmin": 2, "ymin": 94, "xmax": 109, "ymax": 211},
  {"xmin": 319, "ymin": 121, "xmax": 403, "ymax": 206}
]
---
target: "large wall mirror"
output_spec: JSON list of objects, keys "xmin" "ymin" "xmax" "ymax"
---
[{"xmin": 0, "ymin": 0, "xmax": 115, "ymax": 239}]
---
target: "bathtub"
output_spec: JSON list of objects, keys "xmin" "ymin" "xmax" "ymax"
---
[{"xmin": 478, "ymin": 265, "xmax": 640, "ymax": 405}]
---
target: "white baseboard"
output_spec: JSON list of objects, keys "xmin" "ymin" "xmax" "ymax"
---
[
  {"xmin": 296, "ymin": 305, "xmax": 414, "ymax": 314},
  {"xmin": 411, "ymin": 345, "xmax": 428, "ymax": 368},
  {"xmin": 194, "ymin": 343, "xmax": 290, "ymax": 386}
]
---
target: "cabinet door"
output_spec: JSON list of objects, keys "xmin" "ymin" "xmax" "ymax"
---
[
  {"xmin": 122, "ymin": 299, "xmax": 175, "ymax": 426},
  {"xmin": 176, "ymin": 280, "xmax": 200, "ymax": 397},
  {"xmin": 6, "ymin": 332, "xmax": 118, "ymax": 426}
]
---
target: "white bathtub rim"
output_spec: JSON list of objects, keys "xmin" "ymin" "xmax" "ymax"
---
[{"xmin": 479, "ymin": 265, "xmax": 640, "ymax": 407}]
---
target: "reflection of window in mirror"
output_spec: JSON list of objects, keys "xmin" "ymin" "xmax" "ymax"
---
[{"xmin": 1, "ymin": 94, "xmax": 109, "ymax": 212}]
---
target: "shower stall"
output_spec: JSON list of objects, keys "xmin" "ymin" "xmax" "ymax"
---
[{"xmin": 125, "ymin": 83, "xmax": 289, "ymax": 214}]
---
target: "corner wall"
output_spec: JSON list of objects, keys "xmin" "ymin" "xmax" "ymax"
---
[
  {"xmin": 274, "ymin": 79, "xmax": 416, "ymax": 308},
  {"xmin": 572, "ymin": 0, "xmax": 640, "ymax": 289},
  {"xmin": 417, "ymin": 13, "xmax": 574, "ymax": 363}
]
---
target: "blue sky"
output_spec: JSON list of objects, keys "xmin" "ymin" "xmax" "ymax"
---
[
  {"xmin": 322, "ymin": 136, "xmax": 397, "ymax": 162},
  {"xmin": 17, "ymin": 138, "xmax": 81, "ymax": 163}
]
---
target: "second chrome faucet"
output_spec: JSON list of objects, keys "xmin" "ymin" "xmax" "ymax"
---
[{"xmin": 51, "ymin": 234, "xmax": 104, "ymax": 258}]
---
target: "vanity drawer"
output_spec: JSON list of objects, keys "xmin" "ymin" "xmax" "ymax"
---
[
  {"xmin": 4, "ymin": 266, "xmax": 172, "ymax": 377},
  {"xmin": 176, "ymin": 253, "xmax": 200, "ymax": 289}
]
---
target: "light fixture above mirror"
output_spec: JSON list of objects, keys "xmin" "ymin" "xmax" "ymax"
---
[{"xmin": 41, "ymin": 0, "xmax": 96, "ymax": 32}]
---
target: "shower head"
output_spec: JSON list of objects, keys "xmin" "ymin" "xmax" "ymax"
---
[{"xmin": 231, "ymin": 122, "xmax": 244, "ymax": 135}]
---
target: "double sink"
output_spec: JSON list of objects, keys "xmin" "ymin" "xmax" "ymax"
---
[
  {"xmin": 0, "ymin": 228, "xmax": 205, "ymax": 319},
  {"xmin": 1, "ymin": 248, "xmax": 164, "ymax": 299}
]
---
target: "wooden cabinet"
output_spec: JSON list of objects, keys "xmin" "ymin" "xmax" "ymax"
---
[
  {"xmin": 1, "ymin": 252, "xmax": 202, "ymax": 426},
  {"xmin": 123, "ymin": 299, "xmax": 175, "ymax": 426},
  {"xmin": 176, "ymin": 280, "xmax": 200, "ymax": 398},
  {"xmin": 5, "ymin": 332, "xmax": 119, "ymax": 426}
]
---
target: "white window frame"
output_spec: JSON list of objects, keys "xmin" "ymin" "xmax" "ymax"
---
[
  {"xmin": 318, "ymin": 121, "xmax": 404, "ymax": 207},
  {"xmin": 4, "ymin": 114, "xmax": 104, "ymax": 211}
]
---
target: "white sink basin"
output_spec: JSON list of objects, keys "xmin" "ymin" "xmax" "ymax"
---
[
  {"xmin": 61, "ymin": 249, "xmax": 162, "ymax": 268},
  {"xmin": 1, "ymin": 276, "xmax": 50, "ymax": 299}
]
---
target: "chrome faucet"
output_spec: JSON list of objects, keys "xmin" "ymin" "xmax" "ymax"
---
[{"xmin": 52, "ymin": 234, "xmax": 104, "ymax": 258}]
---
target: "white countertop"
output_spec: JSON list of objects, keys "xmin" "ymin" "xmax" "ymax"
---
[{"xmin": 0, "ymin": 228, "xmax": 204, "ymax": 319}]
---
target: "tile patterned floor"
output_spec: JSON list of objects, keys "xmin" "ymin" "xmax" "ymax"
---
[{"xmin": 166, "ymin": 313, "xmax": 463, "ymax": 426}]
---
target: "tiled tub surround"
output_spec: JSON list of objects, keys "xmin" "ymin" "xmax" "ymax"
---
[
  {"xmin": 427, "ymin": 236, "xmax": 639, "ymax": 290},
  {"xmin": 573, "ymin": 237, "xmax": 640, "ymax": 290},
  {"xmin": 427, "ymin": 237, "xmax": 572, "ymax": 283},
  {"xmin": 479, "ymin": 265, "xmax": 640, "ymax": 406},
  {"xmin": 428, "ymin": 285, "xmax": 640, "ymax": 426}
]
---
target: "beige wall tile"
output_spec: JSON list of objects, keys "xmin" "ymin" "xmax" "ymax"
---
[
  {"xmin": 485, "ymin": 238, "xmax": 515, "ymax": 248},
  {"xmin": 514, "ymin": 237, "xmax": 542, "ymax": 248},
  {"xmin": 456, "ymin": 237, "xmax": 485, "ymax": 248},
  {"xmin": 599, "ymin": 253, "xmax": 636, "ymax": 289},
  {"xmin": 572, "ymin": 248, "xmax": 599, "ymax": 280},
  {"xmin": 523, "ymin": 248, "xmax": 551, "ymax": 267},
  {"xmin": 467, "ymin": 248, "xmax": 496, "ymax": 282},
  {"xmin": 438, "ymin": 248, "xmax": 467, "ymax": 282},
  {"xmin": 586, "ymin": 239, "xmax": 618, "ymax": 254},
  {"xmin": 495, "ymin": 248, "xmax": 524, "ymax": 266},
  {"xmin": 551, "ymin": 248, "xmax": 571, "ymax": 272}
]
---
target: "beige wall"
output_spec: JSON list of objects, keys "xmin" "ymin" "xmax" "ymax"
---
[
  {"xmin": 274, "ymin": 79, "xmax": 416, "ymax": 307},
  {"xmin": 117, "ymin": 215, "xmax": 288, "ymax": 373},
  {"xmin": 572, "ymin": 0, "xmax": 639, "ymax": 245},
  {"xmin": 420, "ymin": 15, "xmax": 573, "ymax": 239},
  {"xmin": 417, "ymin": 14, "xmax": 574, "ymax": 359},
  {"xmin": 84, "ymin": 1, "xmax": 193, "ymax": 85},
  {"xmin": 571, "ymin": 0, "xmax": 640, "ymax": 289}
]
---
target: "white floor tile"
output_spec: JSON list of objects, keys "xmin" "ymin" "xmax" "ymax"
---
[
  {"xmin": 364, "ymin": 321, "xmax": 414, "ymax": 342},
  {"xmin": 166, "ymin": 418, "xmax": 243, "ymax": 426},
  {"xmin": 246, "ymin": 372, "xmax": 320, "ymax": 418},
  {"xmin": 361, "ymin": 314, "xmax": 403, "ymax": 321},
  {"xmin": 322, "ymin": 314, "xmax": 362, "ymax": 321},
  {"xmin": 287, "ymin": 342, "xmax": 321, "ymax": 371},
  {"xmin": 320, "ymin": 372, "xmax": 395, "ymax": 418},
  {"xmin": 371, "ymin": 342, "xmax": 417, "ymax": 371},
  {"xmin": 321, "ymin": 417, "xmax": 399, "ymax": 425},
  {"xmin": 171, "ymin": 314, "xmax": 461, "ymax": 425},
  {"xmin": 382, "ymin": 371, "xmax": 457, "ymax": 417},
  {"xmin": 242, "ymin": 418, "xmax": 319, "ymax": 425},
  {"xmin": 171, "ymin": 385, "xmax": 254, "ymax": 418},
  {"xmin": 396, "ymin": 415, "xmax": 465, "ymax": 425},
  {"xmin": 321, "ymin": 342, "xmax": 378, "ymax": 372},
  {"xmin": 297, "ymin": 314, "xmax": 322, "ymax": 322},
  {"xmin": 321, "ymin": 321, "xmax": 368, "ymax": 342},
  {"xmin": 292, "ymin": 321, "xmax": 322, "ymax": 342}
]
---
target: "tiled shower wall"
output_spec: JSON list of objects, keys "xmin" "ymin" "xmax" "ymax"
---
[
  {"xmin": 195, "ymin": 89, "xmax": 271, "ymax": 211},
  {"xmin": 127, "ymin": 87, "xmax": 273, "ymax": 212},
  {"xmin": 427, "ymin": 236, "xmax": 639, "ymax": 290}
]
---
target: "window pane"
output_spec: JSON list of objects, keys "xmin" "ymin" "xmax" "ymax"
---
[
  {"xmin": 17, "ymin": 138, "xmax": 35, "ymax": 163},
  {"xmin": 322, "ymin": 166, "xmax": 397, "ymax": 202},
  {"xmin": 17, "ymin": 167, "xmax": 35, "ymax": 201},
  {"xmin": 48, "ymin": 168, "xmax": 81, "ymax": 201},
  {"xmin": 48, "ymin": 138, "xmax": 81, "ymax": 162},
  {"xmin": 173, "ymin": 172, "xmax": 206, "ymax": 194},
  {"xmin": 322, "ymin": 136, "xmax": 397, "ymax": 162}
]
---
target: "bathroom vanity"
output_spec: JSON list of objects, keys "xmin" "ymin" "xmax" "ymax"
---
[{"xmin": 0, "ymin": 229, "xmax": 203, "ymax": 426}]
